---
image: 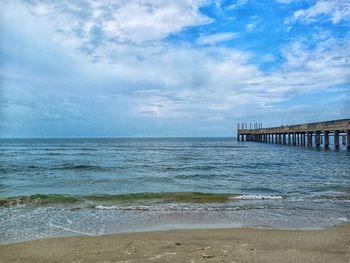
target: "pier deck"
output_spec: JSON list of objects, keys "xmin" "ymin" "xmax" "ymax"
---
[{"xmin": 237, "ymin": 119, "xmax": 350, "ymax": 149}]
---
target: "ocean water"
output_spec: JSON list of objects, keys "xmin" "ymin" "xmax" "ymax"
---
[{"xmin": 1, "ymin": 138, "xmax": 350, "ymax": 244}]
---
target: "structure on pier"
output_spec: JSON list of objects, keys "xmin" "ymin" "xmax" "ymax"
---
[{"xmin": 237, "ymin": 119, "xmax": 350, "ymax": 149}]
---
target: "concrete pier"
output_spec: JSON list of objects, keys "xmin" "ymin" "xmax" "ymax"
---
[{"xmin": 237, "ymin": 119, "xmax": 350, "ymax": 149}]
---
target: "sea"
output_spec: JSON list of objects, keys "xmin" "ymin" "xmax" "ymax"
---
[{"xmin": 1, "ymin": 138, "xmax": 350, "ymax": 244}]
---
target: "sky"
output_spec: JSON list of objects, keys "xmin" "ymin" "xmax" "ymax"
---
[{"xmin": 0, "ymin": 0, "xmax": 349, "ymax": 138}]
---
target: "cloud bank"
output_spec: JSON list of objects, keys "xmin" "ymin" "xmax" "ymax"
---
[{"xmin": 0, "ymin": 0, "xmax": 349, "ymax": 137}]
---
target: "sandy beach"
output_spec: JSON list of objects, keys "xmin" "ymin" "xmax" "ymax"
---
[{"xmin": 1, "ymin": 224, "xmax": 349, "ymax": 263}]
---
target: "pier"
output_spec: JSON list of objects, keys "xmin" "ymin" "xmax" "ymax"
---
[{"xmin": 237, "ymin": 119, "xmax": 350, "ymax": 149}]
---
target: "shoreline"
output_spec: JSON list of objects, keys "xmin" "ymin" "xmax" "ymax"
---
[{"xmin": 1, "ymin": 223, "xmax": 349, "ymax": 263}]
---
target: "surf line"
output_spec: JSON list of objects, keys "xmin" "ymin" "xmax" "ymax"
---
[{"xmin": 49, "ymin": 222, "xmax": 94, "ymax": 236}]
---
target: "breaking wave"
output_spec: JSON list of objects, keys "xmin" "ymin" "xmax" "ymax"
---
[{"xmin": 231, "ymin": 195, "xmax": 283, "ymax": 200}]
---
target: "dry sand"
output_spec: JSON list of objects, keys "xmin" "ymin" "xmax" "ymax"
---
[{"xmin": 1, "ymin": 224, "xmax": 350, "ymax": 263}]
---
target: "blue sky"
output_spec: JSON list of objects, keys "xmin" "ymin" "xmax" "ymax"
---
[{"xmin": 0, "ymin": 0, "xmax": 349, "ymax": 137}]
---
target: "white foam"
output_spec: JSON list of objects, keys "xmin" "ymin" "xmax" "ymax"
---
[
  {"xmin": 95, "ymin": 205, "xmax": 116, "ymax": 210},
  {"xmin": 231, "ymin": 195, "xmax": 283, "ymax": 200},
  {"xmin": 49, "ymin": 222, "xmax": 94, "ymax": 236}
]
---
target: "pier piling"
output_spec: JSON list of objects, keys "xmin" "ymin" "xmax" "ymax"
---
[
  {"xmin": 301, "ymin": 133, "xmax": 305, "ymax": 146},
  {"xmin": 315, "ymin": 131, "xmax": 321, "ymax": 147},
  {"xmin": 308, "ymin": 132, "xmax": 312, "ymax": 146},
  {"xmin": 324, "ymin": 131, "xmax": 329, "ymax": 148},
  {"xmin": 334, "ymin": 131, "xmax": 339, "ymax": 149}
]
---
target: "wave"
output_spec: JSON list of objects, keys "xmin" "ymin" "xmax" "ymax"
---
[
  {"xmin": 231, "ymin": 195, "xmax": 283, "ymax": 200},
  {"xmin": 52, "ymin": 163, "xmax": 111, "ymax": 172},
  {"xmin": 1, "ymin": 163, "xmax": 124, "ymax": 172},
  {"xmin": 0, "ymin": 192, "xmax": 235, "ymax": 207},
  {"xmin": 4, "ymin": 193, "xmax": 347, "ymax": 208},
  {"xmin": 94, "ymin": 204, "xmax": 285, "ymax": 211},
  {"xmin": 160, "ymin": 165, "xmax": 219, "ymax": 172},
  {"xmin": 110, "ymin": 145, "xmax": 247, "ymax": 150},
  {"xmin": 308, "ymin": 194, "xmax": 350, "ymax": 201}
]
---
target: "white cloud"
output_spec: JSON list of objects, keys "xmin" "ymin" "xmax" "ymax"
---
[
  {"xmin": 122, "ymin": 37, "xmax": 350, "ymax": 119},
  {"xmin": 272, "ymin": 42, "xmax": 349, "ymax": 97},
  {"xmin": 262, "ymin": 54, "xmax": 275, "ymax": 62},
  {"xmin": 246, "ymin": 23, "xmax": 256, "ymax": 31},
  {"xmin": 137, "ymin": 96, "xmax": 178, "ymax": 117},
  {"xmin": 275, "ymin": 0, "xmax": 298, "ymax": 3},
  {"xmin": 286, "ymin": 0, "xmax": 350, "ymax": 24},
  {"xmin": 101, "ymin": 0, "xmax": 212, "ymax": 43},
  {"xmin": 196, "ymin": 32, "xmax": 238, "ymax": 45},
  {"xmin": 227, "ymin": 0, "xmax": 249, "ymax": 10},
  {"xmin": 25, "ymin": 0, "xmax": 212, "ymax": 44}
]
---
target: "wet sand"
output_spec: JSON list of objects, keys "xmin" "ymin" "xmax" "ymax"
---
[{"xmin": 1, "ymin": 224, "xmax": 349, "ymax": 263}]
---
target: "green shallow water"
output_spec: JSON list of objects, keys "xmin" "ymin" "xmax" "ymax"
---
[{"xmin": 0, "ymin": 192, "xmax": 235, "ymax": 207}]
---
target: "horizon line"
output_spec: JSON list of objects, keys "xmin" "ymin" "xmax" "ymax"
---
[{"xmin": 0, "ymin": 136, "xmax": 236, "ymax": 139}]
